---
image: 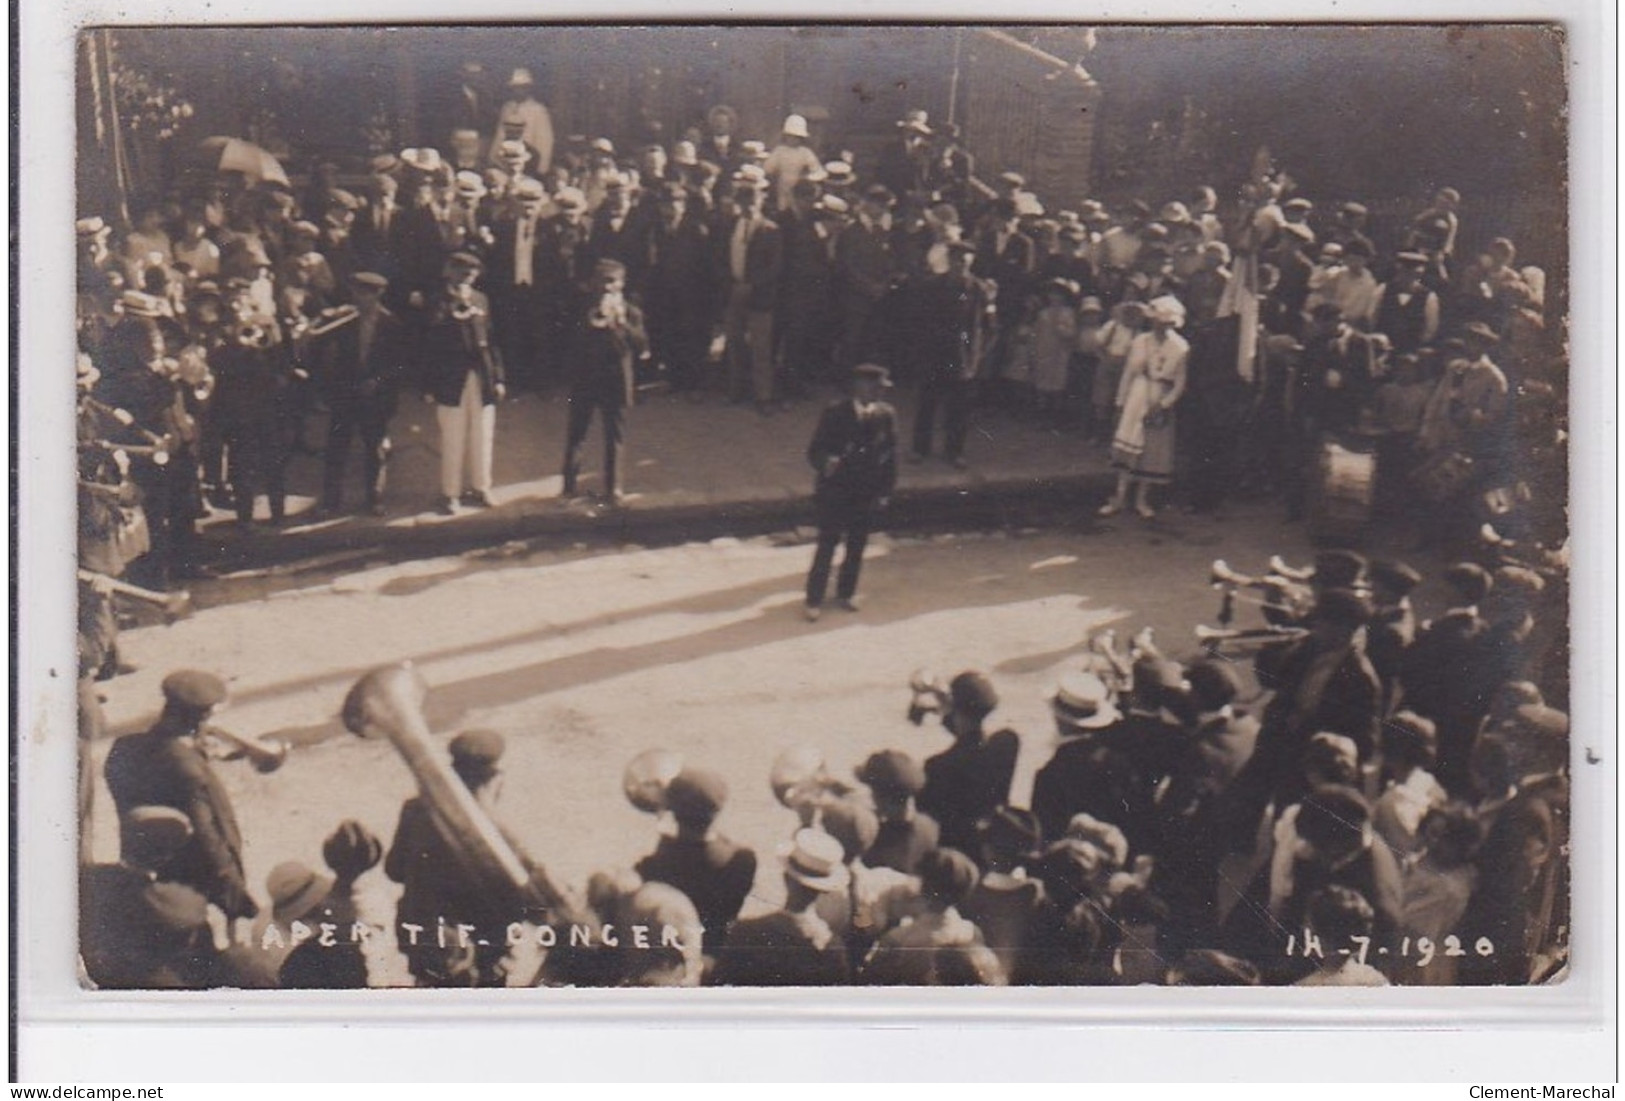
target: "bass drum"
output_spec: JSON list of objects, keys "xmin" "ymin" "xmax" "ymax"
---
[{"xmin": 1308, "ymin": 435, "xmax": 1377, "ymax": 545}]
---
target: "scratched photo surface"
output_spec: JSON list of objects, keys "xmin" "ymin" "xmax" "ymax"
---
[{"xmin": 74, "ymin": 23, "xmax": 1570, "ymax": 990}]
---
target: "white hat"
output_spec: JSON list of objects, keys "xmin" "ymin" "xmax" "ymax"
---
[
  {"xmin": 508, "ymin": 67, "xmax": 535, "ymax": 87},
  {"xmin": 1148, "ymin": 295, "xmax": 1187, "ymax": 327},
  {"xmin": 778, "ymin": 828, "xmax": 851, "ymax": 892},
  {"xmin": 1051, "ymin": 671, "xmax": 1121, "ymax": 732},
  {"xmin": 400, "ymin": 147, "xmax": 444, "ymax": 174},
  {"xmin": 454, "ymin": 170, "xmax": 487, "ymax": 197},
  {"xmin": 782, "ymin": 114, "xmax": 810, "ymax": 139}
]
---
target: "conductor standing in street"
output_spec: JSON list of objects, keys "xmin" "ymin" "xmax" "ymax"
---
[{"xmin": 803, "ymin": 363, "xmax": 898, "ymax": 621}]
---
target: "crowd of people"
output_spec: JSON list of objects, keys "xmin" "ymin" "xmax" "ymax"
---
[
  {"xmin": 77, "ymin": 65, "xmax": 1566, "ymax": 590},
  {"xmin": 76, "ymin": 60, "xmax": 1571, "ymax": 990},
  {"xmin": 82, "ymin": 538, "xmax": 1568, "ymax": 989}
]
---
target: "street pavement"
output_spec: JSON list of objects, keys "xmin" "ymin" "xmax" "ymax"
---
[
  {"xmin": 86, "ymin": 499, "xmax": 1461, "ymax": 985},
  {"xmin": 202, "ymin": 381, "xmax": 1121, "ymax": 572}
]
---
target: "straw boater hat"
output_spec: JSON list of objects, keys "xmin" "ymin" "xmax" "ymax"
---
[
  {"xmin": 1051, "ymin": 671, "xmax": 1121, "ymax": 732},
  {"xmin": 779, "ymin": 828, "xmax": 851, "ymax": 892},
  {"xmin": 267, "ymin": 861, "xmax": 335, "ymax": 926},
  {"xmin": 897, "ymin": 108, "xmax": 932, "ymax": 135}
]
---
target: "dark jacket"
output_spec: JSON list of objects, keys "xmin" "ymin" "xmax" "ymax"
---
[
  {"xmin": 1030, "ymin": 728, "xmax": 1155, "ymax": 854},
  {"xmin": 708, "ymin": 911, "xmax": 850, "ymax": 986},
  {"xmin": 316, "ymin": 306, "xmax": 409, "ymax": 407},
  {"xmin": 807, "ymin": 398, "xmax": 899, "ymax": 510},
  {"xmin": 634, "ymin": 834, "xmax": 757, "ymax": 956},
  {"xmin": 836, "ymin": 218, "xmax": 897, "ymax": 304},
  {"xmin": 864, "ymin": 813, "xmax": 940, "ymax": 876},
  {"xmin": 103, "ymin": 727, "xmax": 255, "ymax": 920},
  {"xmin": 919, "ymin": 730, "xmax": 1021, "ymax": 856},
  {"xmin": 564, "ymin": 298, "xmax": 649, "ymax": 407},
  {"xmin": 917, "ymin": 270, "xmax": 996, "ymax": 379},
  {"xmin": 422, "ymin": 287, "xmax": 503, "ymax": 406}
]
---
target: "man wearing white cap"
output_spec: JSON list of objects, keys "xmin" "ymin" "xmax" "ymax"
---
[
  {"xmin": 763, "ymin": 113, "xmax": 821, "ymax": 214},
  {"xmin": 489, "ymin": 66, "xmax": 553, "ymax": 176}
]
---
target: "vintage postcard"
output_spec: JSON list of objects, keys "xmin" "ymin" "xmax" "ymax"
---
[{"xmin": 65, "ymin": 21, "xmax": 1575, "ymax": 995}]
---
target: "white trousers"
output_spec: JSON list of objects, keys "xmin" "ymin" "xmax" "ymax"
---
[{"xmin": 436, "ymin": 371, "xmax": 495, "ymax": 498}]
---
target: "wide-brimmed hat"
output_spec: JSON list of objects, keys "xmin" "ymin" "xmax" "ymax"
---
[
  {"xmin": 853, "ymin": 362, "xmax": 894, "ymax": 389},
  {"xmin": 778, "ymin": 828, "xmax": 851, "ymax": 892},
  {"xmin": 399, "ymin": 147, "xmax": 444, "ymax": 174},
  {"xmin": 740, "ymin": 140, "xmax": 768, "ymax": 161},
  {"xmin": 267, "ymin": 861, "xmax": 335, "ymax": 926},
  {"xmin": 1051, "ymin": 671, "xmax": 1120, "ymax": 731}
]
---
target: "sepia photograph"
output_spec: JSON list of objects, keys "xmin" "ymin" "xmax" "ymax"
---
[{"xmin": 63, "ymin": 20, "xmax": 1578, "ymax": 997}]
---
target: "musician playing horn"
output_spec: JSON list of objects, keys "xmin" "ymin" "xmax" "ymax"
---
[
  {"xmin": 384, "ymin": 729, "xmax": 536, "ymax": 987},
  {"xmin": 211, "ymin": 279, "xmax": 296, "ymax": 528},
  {"xmin": 316, "ymin": 272, "xmax": 409, "ymax": 516},
  {"xmin": 103, "ymin": 670, "xmax": 258, "ymax": 926},
  {"xmin": 425, "ymin": 251, "xmax": 504, "ymax": 516}
]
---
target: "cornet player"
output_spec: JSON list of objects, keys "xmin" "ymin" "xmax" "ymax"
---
[
  {"xmin": 561, "ymin": 258, "xmax": 648, "ymax": 506},
  {"xmin": 317, "ymin": 272, "xmax": 408, "ymax": 516},
  {"xmin": 425, "ymin": 251, "xmax": 504, "ymax": 515}
]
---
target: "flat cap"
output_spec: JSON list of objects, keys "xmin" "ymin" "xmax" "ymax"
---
[
  {"xmin": 350, "ymin": 271, "xmax": 389, "ymax": 290},
  {"xmin": 448, "ymin": 728, "xmax": 506, "ymax": 772},
  {"xmin": 1312, "ymin": 549, "xmax": 1368, "ymax": 589},
  {"xmin": 855, "ymin": 749, "xmax": 926, "ymax": 796},
  {"xmin": 853, "ymin": 362, "xmax": 894, "ymax": 388},
  {"xmin": 445, "ymin": 250, "xmax": 484, "ymax": 271},
  {"xmin": 949, "ymin": 671, "xmax": 998, "ymax": 717},
  {"xmin": 122, "ymin": 805, "xmax": 194, "ymax": 867},
  {"xmin": 161, "ymin": 670, "xmax": 228, "ymax": 713},
  {"xmin": 818, "ymin": 798, "xmax": 880, "ymax": 862},
  {"xmin": 918, "ymin": 847, "xmax": 979, "ymax": 905},
  {"xmin": 1463, "ymin": 321, "xmax": 1501, "ymax": 343},
  {"xmin": 1283, "ymin": 198, "xmax": 1314, "ymax": 212},
  {"xmin": 977, "ymin": 806, "xmax": 1041, "ymax": 856},
  {"xmin": 664, "ymin": 767, "xmax": 728, "ymax": 823},
  {"xmin": 1185, "ymin": 658, "xmax": 1242, "ymax": 712},
  {"xmin": 1339, "ymin": 201, "xmax": 1369, "ymax": 217},
  {"xmin": 1368, "ymin": 558, "xmax": 1422, "ymax": 595},
  {"xmin": 1492, "ymin": 565, "xmax": 1546, "ymax": 597},
  {"xmin": 1394, "ymin": 250, "xmax": 1431, "ymax": 266}
]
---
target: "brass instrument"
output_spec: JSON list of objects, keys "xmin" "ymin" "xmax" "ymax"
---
[
  {"xmin": 341, "ymin": 663, "xmax": 575, "ymax": 919},
  {"xmin": 77, "ymin": 568, "xmax": 192, "ymax": 622},
  {"xmin": 234, "ymin": 322, "xmax": 277, "ymax": 350},
  {"xmin": 622, "ymin": 747, "xmax": 683, "ymax": 814},
  {"xmin": 906, "ymin": 669, "xmax": 950, "ymax": 725},
  {"xmin": 304, "ymin": 304, "xmax": 360, "ymax": 339},
  {"xmin": 200, "ymin": 724, "xmax": 289, "ymax": 773},
  {"xmin": 1194, "ymin": 623, "xmax": 1311, "ymax": 650}
]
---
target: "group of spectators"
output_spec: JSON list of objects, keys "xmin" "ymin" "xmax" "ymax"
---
[{"xmin": 82, "ymin": 538, "xmax": 1568, "ymax": 989}]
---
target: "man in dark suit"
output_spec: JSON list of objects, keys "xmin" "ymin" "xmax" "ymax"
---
[
  {"xmin": 1400, "ymin": 562, "xmax": 1492, "ymax": 795},
  {"xmin": 722, "ymin": 181, "xmax": 783, "ymax": 412},
  {"xmin": 561, "ymin": 259, "xmax": 649, "ymax": 505},
  {"xmin": 634, "ymin": 767, "xmax": 757, "ymax": 959},
  {"xmin": 384, "ymin": 729, "xmax": 536, "ymax": 987},
  {"xmin": 638, "ymin": 183, "xmax": 715, "ymax": 396},
  {"xmin": 917, "ymin": 671, "xmax": 1021, "ymax": 857},
  {"xmin": 535, "ymin": 187, "xmax": 594, "ymax": 388},
  {"xmin": 1030, "ymin": 672, "xmax": 1147, "ymax": 851},
  {"xmin": 911, "ymin": 241, "xmax": 994, "ymax": 467},
  {"xmin": 834, "ymin": 184, "xmax": 899, "ymax": 371},
  {"xmin": 486, "ymin": 179, "xmax": 551, "ymax": 392},
  {"xmin": 973, "ymin": 197, "xmax": 1035, "ymax": 343},
  {"xmin": 803, "ymin": 363, "xmax": 898, "ymax": 619},
  {"xmin": 103, "ymin": 671, "xmax": 257, "ymax": 923},
  {"xmin": 855, "ymin": 750, "xmax": 939, "ymax": 875},
  {"xmin": 776, "ymin": 180, "xmax": 837, "ymax": 398},
  {"xmin": 1224, "ymin": 588, "xmax": 1383, "ymax": 848},
  {"xmin": 317, "ymin": 272, "xmax": 409, "ymax": 515}
]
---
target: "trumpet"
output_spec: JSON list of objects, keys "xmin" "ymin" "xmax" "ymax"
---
[
  {"xmin": 907, "ymin": 669, "xmax": 950, "ymax": 725},
  {"xmin": 77, "ymin": 568, "xmax": 192, "ymax": 622},
  {"xmin": 1194, "ymin": 623, "xmax": 1310, "ymax": 652},
  {"xmin": 304, "ymin": 304, "xmax": 360, "ymax": 339},
  {"xmin": 80, "ymin": 438, "xmax": 169, "ymax": 465},
  {"xmin": 201, "ymin": 725, "xmax": 289, "ymax": 773}
]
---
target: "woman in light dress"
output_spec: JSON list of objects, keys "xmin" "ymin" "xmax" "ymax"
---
[{"xmin": 1099, "ymin": 295, "xmax": 1189, "ymax": 519}]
